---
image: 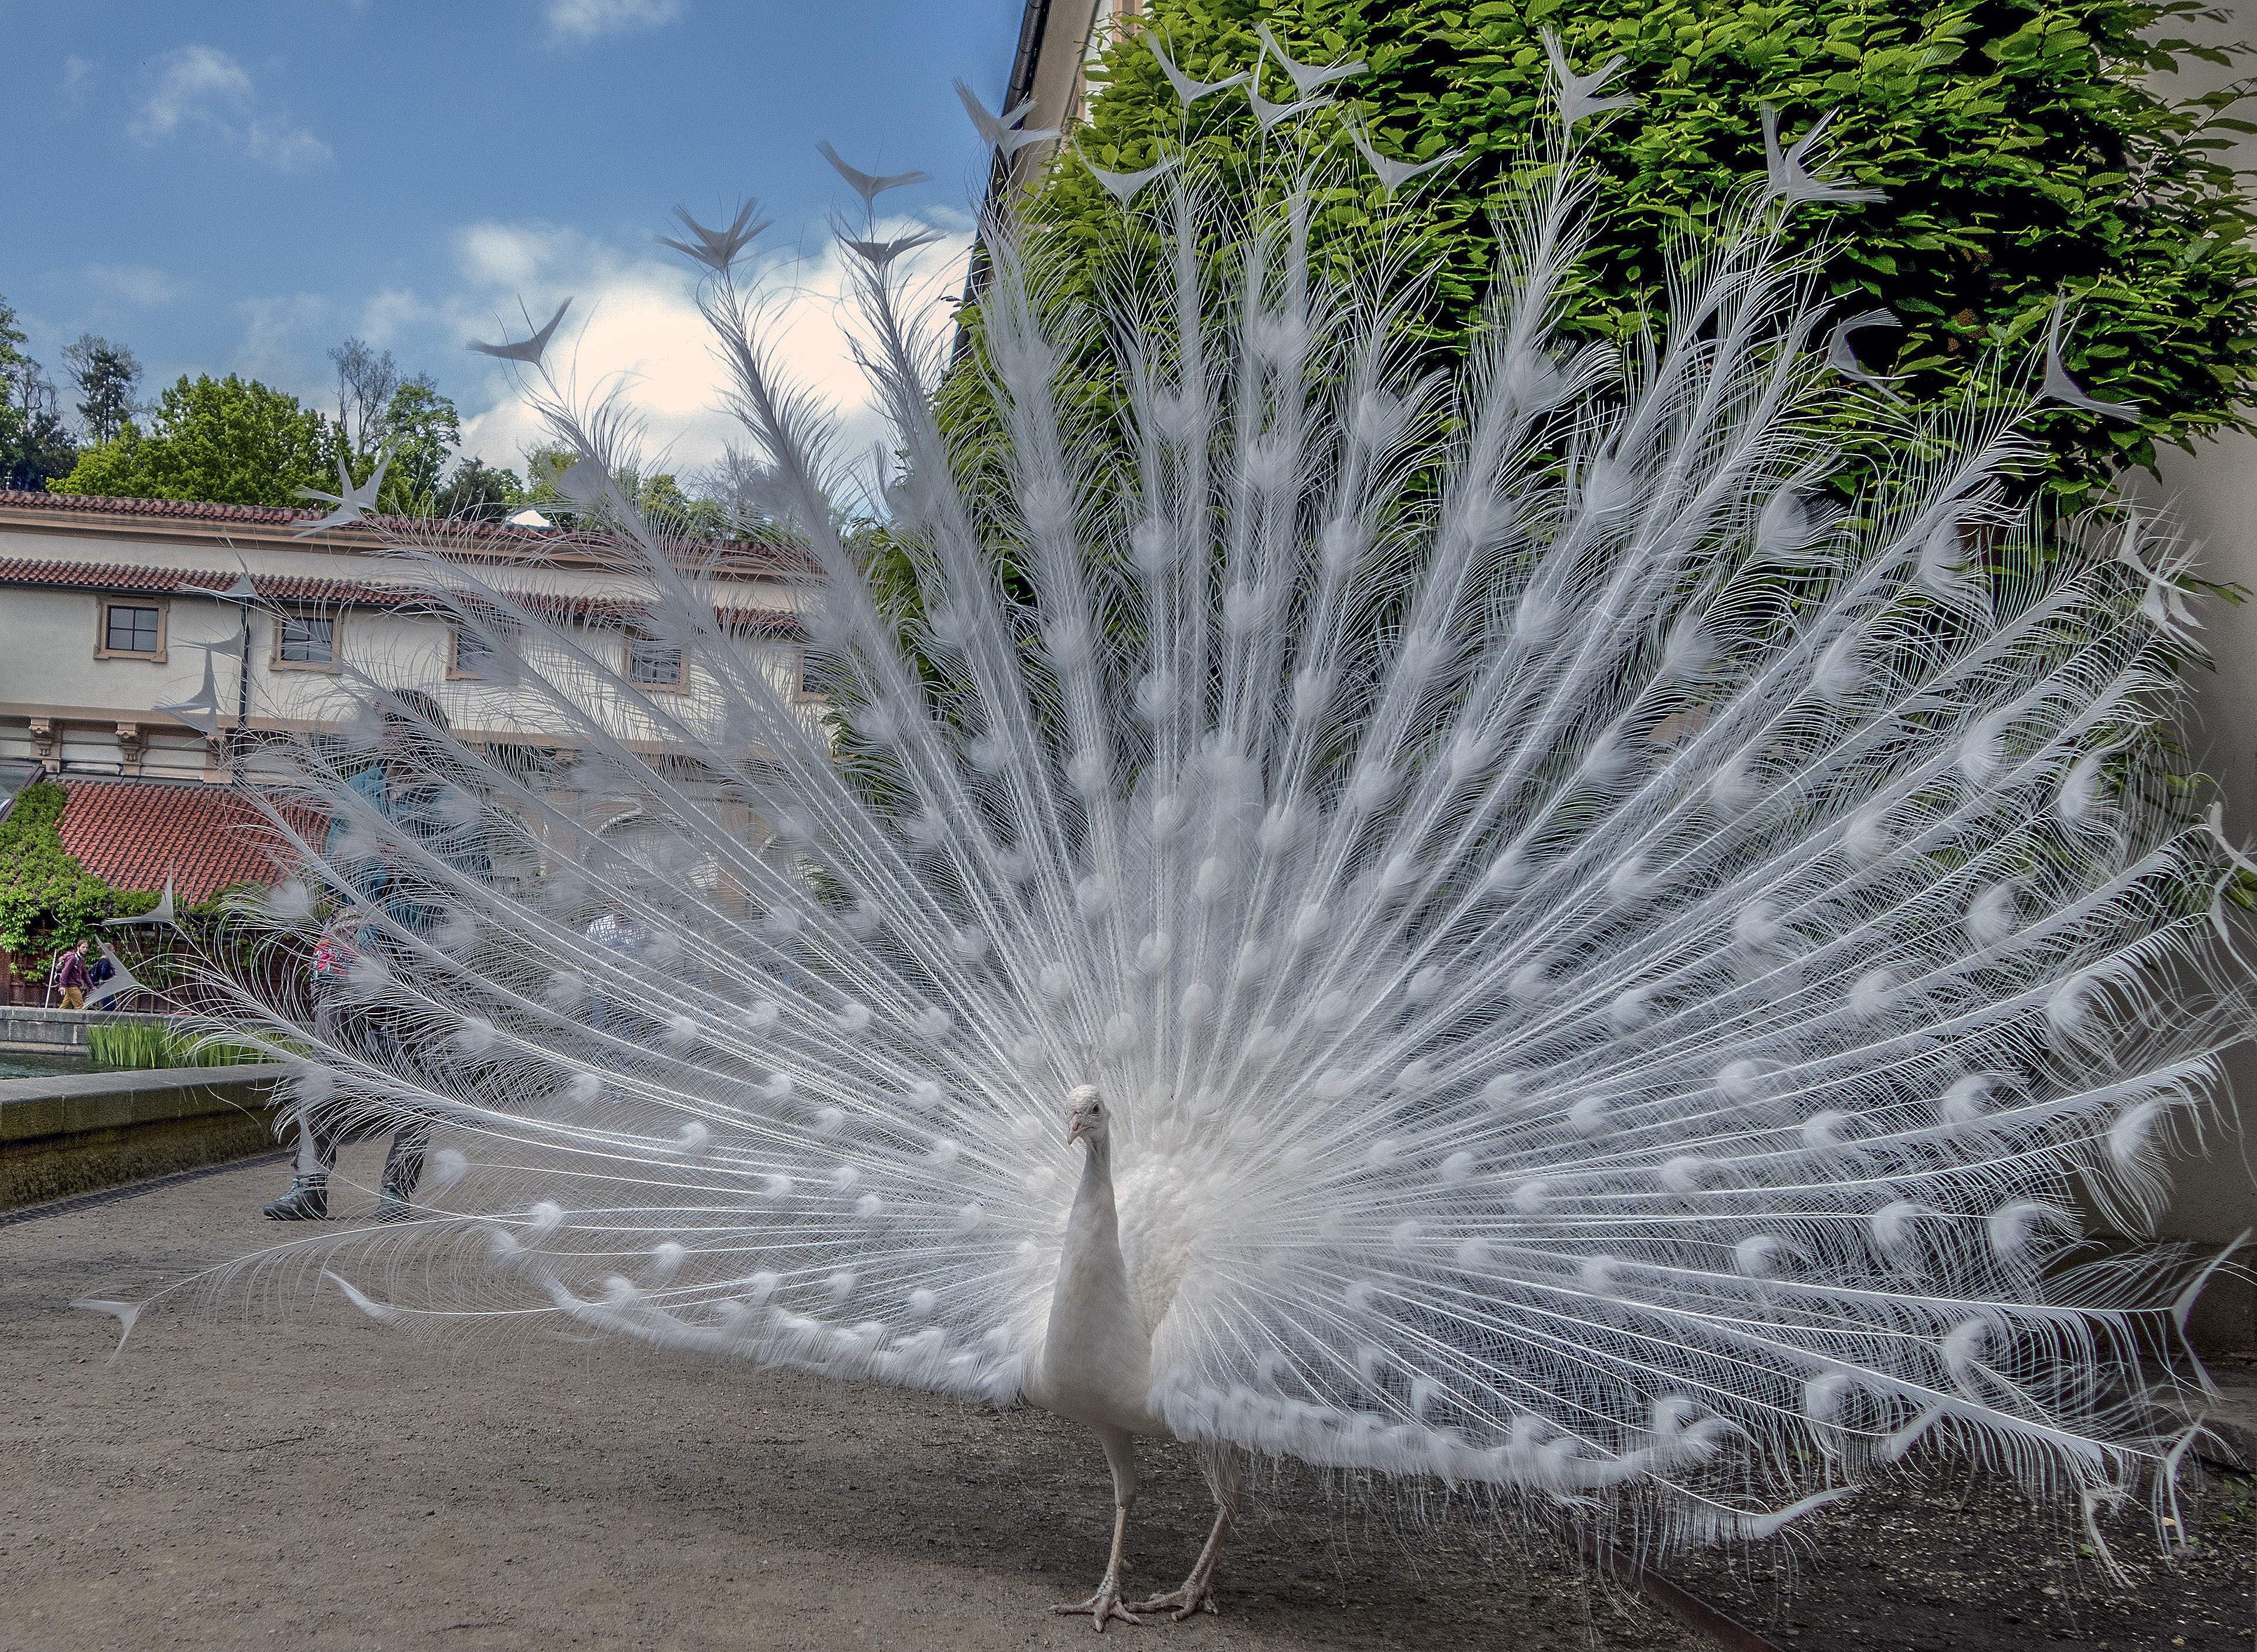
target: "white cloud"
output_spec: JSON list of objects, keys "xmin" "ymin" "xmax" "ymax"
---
[
  {"xmin": 357, "ymin": 289, "xmax": 437, "ymax": 346},
  {"xmin": 445, "ymin": 213, "xmax": 974, "ymax": 496},
  {"xmin": 544, "ymin": 0, "xmax": 683, "ymax": 45},
  {"xmin": 62, "ymin": 55, "xmax": 94, "ymax": 93},
  {"xmin": 232, "ymin": 293, "xmax": 333, "ymax": 396},
  {"xmin": 128, "ymin": 45, "xmax": 333, "ymax": 172},
  {"xmin": 86, "ymin": 265, "xmax": 180, "ymax": 306}
]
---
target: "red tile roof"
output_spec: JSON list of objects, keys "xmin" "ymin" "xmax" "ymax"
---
[
  {"xmin": 57, "ymin": 779, "xmax": 324, "ymax": 901},
  {"xmin": 0, "ymin": 488, "xmax": 807, "ymax": 576},
  {"xmin": 1, "ymin": 489, "xmax": 312, "ymax": 527},
  {"xmin": 0, "ymin": 557, "xmax": 805, "ymax": 637}
]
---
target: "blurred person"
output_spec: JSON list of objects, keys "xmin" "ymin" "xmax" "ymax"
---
[{"xmin": 265, "ymin": 690, "xmax": 491, "ymax": 1221}]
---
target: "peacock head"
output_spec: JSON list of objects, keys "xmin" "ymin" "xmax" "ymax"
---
[{"xmin": 1064, "ymin": 1085, "xmax": 1108, "ymax": 1147}]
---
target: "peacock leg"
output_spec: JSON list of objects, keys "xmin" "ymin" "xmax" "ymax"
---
[
  {"xmin": 1051, "ymin": 1426, "xmax": 1142, "ymax": 1630},
  {"xmin": 1129, "ymin": 1443, "xmax": 1245, "ymax": 1620}
]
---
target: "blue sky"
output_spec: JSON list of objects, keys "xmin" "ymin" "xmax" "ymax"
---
[{"xmin": 3, "ymin": 0, "xmax": 1026, "ymax": 479}]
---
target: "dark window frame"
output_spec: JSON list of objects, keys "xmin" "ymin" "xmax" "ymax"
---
[
  {"xmin": 624, "ymin": 635, "xmax": 686, "ymax": 691},
  {"xmin": 271, "ymin": 611, "xmax": 341, "ymax": 672}
]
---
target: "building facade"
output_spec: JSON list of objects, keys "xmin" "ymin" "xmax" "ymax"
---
[
  {"xmin": 0, "ymin": 490, "xmax": 818, "ymax": 982},
  {"xmin": 0, "ymin": 489, "xmax": 810, "ymax": 787}
]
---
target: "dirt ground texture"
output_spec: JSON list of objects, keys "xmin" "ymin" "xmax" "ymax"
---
[{"xmin": 1, "ymin": 1147, "xmax": 2252, "ymax": 1652}]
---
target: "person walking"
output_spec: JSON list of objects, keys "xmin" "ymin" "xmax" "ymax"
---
[
  {"xmin": 584, "ymin": 900, "xmax": 646, "ymax": 1038},
  {"xmin": 51, "ymin": 942, "xmax": 93, "ymax": 1011},
  {"xmin": 265, "ymin": 691, "xmax": 490, "ymax": 1222}
]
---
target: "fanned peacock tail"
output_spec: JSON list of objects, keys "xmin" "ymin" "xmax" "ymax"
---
[{"xmin": 180, "ymin": 53, "xmax": 2251, "ymax": 1547}]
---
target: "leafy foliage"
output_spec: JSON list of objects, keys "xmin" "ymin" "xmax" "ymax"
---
[
  {"xmin": 431, "ymin": 455, "xmax": 526, "ymax": 518},
  {"xmin": 87, "ymin": 1021, "xmax": 283, "ymax": 1069},
  {"xmin": 0, "ymin": 294, "xmax": 79, "ymax": 492},
  {"xmin": 322, "ymin": 338, "xmax": 466, "ymax": 512},
  {"xmin": 55, "ymin": 374, "xmax": 331, "ymax": 507},
  {"xmin": 1040, "ymin": 0, "xmax": 2257, "ymax": 509},
  {"xmin": 0, "ymin": 784, "xmax": 157, "ymax": 965},
  {"xmin": 375, "ymin": 375, "xmax": 463, "ymax": 510},
  {"xmin": 62, "ymin": 334, "xmax": 143, "ymax": 446},
  {"xmin": 517, "ymin": 444, "xmax": 739, "ymax": 537}
]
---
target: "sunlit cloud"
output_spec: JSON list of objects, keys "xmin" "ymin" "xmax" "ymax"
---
[{"xmin": 444, "ymin": 212, "xmax": 973, "ymax": 493}]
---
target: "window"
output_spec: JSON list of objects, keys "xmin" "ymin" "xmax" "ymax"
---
[
  {"xmin": 107, "ymin": 605, "xmax": 160, "ymax": 654},
  {"xmin": 626, "ymin": 637, "xmax": 684, "ymax": 689},
  {"xmin": 452, "ymin": 625, "xmax": 496, "ymax": 679},
  {"xmin": 274, "ymin": 614, "xmax": 337, "ymax": 669},
  {"xmin": 93, "ymin": 597, "xmax": 168, "ymax": 661}
]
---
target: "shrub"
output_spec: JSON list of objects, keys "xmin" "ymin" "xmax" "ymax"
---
[
  {"xmin": 0, "ymin": 783, "xmax": 158, "ymax": 971},
  {"xmin": 1023, "ymin": 0, "xmax": 2257, "ymax": 510}
]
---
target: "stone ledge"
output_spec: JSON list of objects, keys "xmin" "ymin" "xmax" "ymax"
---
[
  {"xmin": 1, "ymin": 1064, "xmax": 289, "ymax": 1210},
  {"xmin": 0, "ymin": 1005, "xmax": 167, "ymax": 1053}
]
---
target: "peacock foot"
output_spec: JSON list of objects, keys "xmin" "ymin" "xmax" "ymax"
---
[
  {"xmin": 1051, "ymin": 1579, "xmax": 1142, "ymax": 1631},
  {"xmin": 1126, "ymin": 1580, "xmax": 1220, "ymax": 1621}
]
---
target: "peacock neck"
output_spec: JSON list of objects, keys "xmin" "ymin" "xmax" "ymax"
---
[
  {"xmin": 1075, "ymin": 1130, "xmax": 1116, "ymax": 1215},
  {"xmin": 1034, "ymin": 1129, "xmax": 1160, "ymax": 1436}
]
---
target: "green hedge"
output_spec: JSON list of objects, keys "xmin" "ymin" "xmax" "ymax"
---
[
  {"xmin": 0, "ymin": 784, "xmax": 158, "ymax": 971},
  {"xmin": 1019, "ymin": 0, "xmax": 2257, "ymax": 510}
]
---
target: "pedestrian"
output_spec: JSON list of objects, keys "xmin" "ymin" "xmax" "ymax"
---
[
  {"xmin": 584, "ymin": 899, "xmax": 646, "ymax": 1039},
  {"xmin": 264, "ymin": 690, "xmax": 491, "ymax": 1223},
  {"xmin": 52, "ymin": 942, "xmax": 93, "ymax": 1011}
]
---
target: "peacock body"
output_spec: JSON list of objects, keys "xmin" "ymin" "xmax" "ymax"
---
[{"xmin": 134, "ymin": 34, "xmax": 2255, "ymax": 1622}]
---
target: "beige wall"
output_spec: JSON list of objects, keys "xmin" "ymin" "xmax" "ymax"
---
[
  {"xmin": 2117, "ymin": 12, "xmax": 2257, "ymax": 1352},
  {"xmin": 1007, "ymin": 0, "xmax": 1145, "ymax": 191}
]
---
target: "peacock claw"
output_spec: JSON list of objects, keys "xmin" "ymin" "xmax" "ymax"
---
[
  {"xmin": 1127, "ymin": 1583, "xmax": 1219, "ymax": 1621},
  {"xmin": 1050, "ymin": 1582, "xmax": 1141, "ymax": 1630}
]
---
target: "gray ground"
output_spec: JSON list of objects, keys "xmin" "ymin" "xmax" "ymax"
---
[{"xmin": 2, "ymin": 1146, "xmax": 1700, "ymax": 1652}]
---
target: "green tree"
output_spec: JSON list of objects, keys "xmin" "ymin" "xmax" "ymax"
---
[
  {"xmin": 520, "ymin": 444, "xmax": 577, "ymax": 506},
  {"xmin": 431, "ymin": 456, "xmax": 525, "ymax": 518},
  {"xmin": 0, "ymin": 295, "xmax": 78, "ymax": 492},
  {"xmin": 62, "ymin": 334, "xmax": 143, "ymax": 445},
  {"xmin": 1020, "ymin": 0, "xmax": 2257, "ymax": 509},
  {"xmin": 377, "ymin": 375, "xmax": 462, "ymax": 509},
  {"xmin": 53, "ymin": 373, "xmax": 331, "ymax": 507}
]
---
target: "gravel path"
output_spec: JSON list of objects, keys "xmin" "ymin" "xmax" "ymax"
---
[
  {"xmin": 1, "ymin": 1146, "xmax": 1696, "ymax": 1651},
  {"xmin": 4, "ymin": 1147, "xmax": 2250, "ymax": 1651}
]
